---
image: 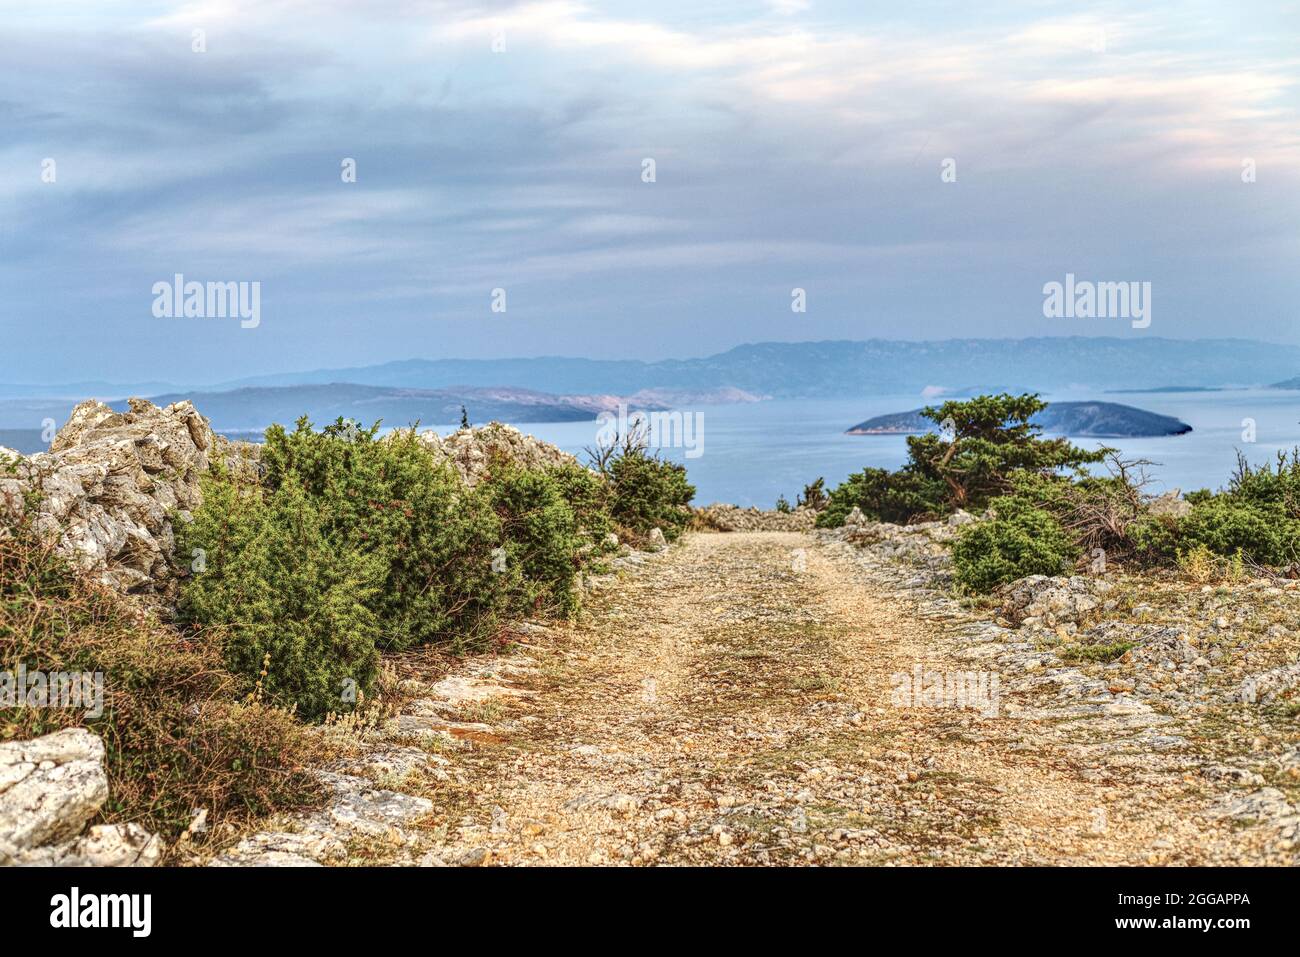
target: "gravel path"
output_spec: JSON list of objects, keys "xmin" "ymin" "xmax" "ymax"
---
[{"xmin": 212, "ymin": 531, "xmax": 1298, "ymax": 866}]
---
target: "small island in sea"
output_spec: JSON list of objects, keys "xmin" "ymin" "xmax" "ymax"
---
[
  {"xmin": 847, "ymin": 401, "xmax": 1193, "ymax": 437},
  {"xmin": 1104, "ymin": 385, "xmax": 1229, "ymax": 394}
]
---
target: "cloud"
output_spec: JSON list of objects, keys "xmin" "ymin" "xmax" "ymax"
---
[{"xmin": 0, "ymin": 1, "xmax": 1298, "ymax": 382}]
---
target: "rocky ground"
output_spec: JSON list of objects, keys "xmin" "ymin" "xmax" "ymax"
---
[
  {"xmin": 0, "ymin": 729, "xmax": 163, "ymax": 866},
  {"xmin": 196, "ymin": 524, "xmax": 1300, "ymax": 866},
  {"xmin": 694, "ymin": 502, "xmax": 817, "ymax": 532}
]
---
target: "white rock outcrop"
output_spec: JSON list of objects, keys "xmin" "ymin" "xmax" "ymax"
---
[
  {"xmin": 1146, "ymin": 489, "xmax": 1193, "ymax": 519},
  {"xmin": 414, "ymin": 422, "xmax": 580, "ymax": 487},
  {"xmin": 996, "ymin": 575, "xmax": 1112, "ymax": 627},
  {"xmin": 0, "ymin": 398, "xmax": 217, "ymax": 599},
  {"xmin": 0, "ymin": 728, "xmax": 161, "ymax": 866}
]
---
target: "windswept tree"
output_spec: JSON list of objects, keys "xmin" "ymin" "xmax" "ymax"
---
[
  {"xmin": 905, "ymin": 393, "xmax": 1105, "ymax": 510},
  {"xmin": 818, "ymin": 393, "xmax": 1105, "ymax": 527}
]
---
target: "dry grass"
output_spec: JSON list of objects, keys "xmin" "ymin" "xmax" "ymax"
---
[{"xmin": 0, "ymin": 518, "xmax": 325, "ymax": 853}]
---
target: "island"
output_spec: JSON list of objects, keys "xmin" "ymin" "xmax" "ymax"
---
[{"xmin": 847, "ymin": 401, "xmax": 1192, "ymax": 437}]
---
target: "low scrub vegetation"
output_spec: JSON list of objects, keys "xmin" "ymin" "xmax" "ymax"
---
[
  {"xmin": 817, "ymin": 394, "xmax": 1102, "ymax": 529},
  {"xmin": 178, "ymin": 418, "xmax": 694, "ymax": 719},
  {"xmin": 950, "ymin": 495, "xmax": 1079, "ymax": 593},
  {"xmin": 586, "ymin": 428, "xmax": 695, "ymax": 546},
  {"xmin": 0, "ymin": 517, "xmax": 322, "ymax": 844},
  {"xmin": 4, "ymin": 414, "xmax": 697, "ymax": 851},
  {"xmin": 1133, "ymin": 452, "xmax": 1300, "ymax": 569},
  {"xmin": 817, "ymin": 394, "xmax": 1300, "ymax": 593}
]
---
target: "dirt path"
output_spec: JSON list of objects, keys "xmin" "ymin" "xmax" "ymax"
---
[{"xmin": 217, "ymin": 530, "xmax": 1284, "ymax": 866}]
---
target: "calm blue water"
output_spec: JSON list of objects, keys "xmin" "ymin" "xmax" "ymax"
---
[{"xmin": 425, "ymin": 389, "xmax": 1300, "ymax": 508}]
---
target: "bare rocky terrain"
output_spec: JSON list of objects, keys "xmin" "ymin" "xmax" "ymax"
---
[{"xmin": 192, "ymin": 525, "xmax": 1300, "ymax": 866}]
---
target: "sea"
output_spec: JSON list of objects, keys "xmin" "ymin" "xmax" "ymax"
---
[
  {"xmin": 437, "ymin": 389, "xmax": 1300, "ymax": 508},
  {"xmin": 7, "ymin": 389, "xmax": 1299, "ymax": 508}
]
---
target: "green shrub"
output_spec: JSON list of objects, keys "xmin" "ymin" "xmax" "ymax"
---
[
  {"xmin": 1129, "ymin": 512, "xmax": 1182, "ymax": 560},
  {"xmin": 548, "ymin": 461, "xmax": 616, "ymax": 553},
  {"xmin": 179, "ymin": 420, "xmax": 633, "ymax": 713},
  {"xmin": 816, "ymin": 467, "xmax": 947, "ymax": 527},
  {"xmin": 602, "ymin": 445, "xmax": 695, "ymax": 544},
  {"xmin": 182, "ymin": 416, "xmax": 698, "ymax": 715},
  {"xmin": 951, "ymin": 496, "xmax": 1078, "ymax": 593},
  {"xmin": 1225, "ymin": 449, "xmax": 1300, "ymax": 516},
  {"xmin": 482, "ymin": 464, "xmax": 581, "ymax": 618},
  {"xmin": 354, "ymin": 432, "xmax": 510, "ymax": 654},
  {"xmin": 1, "ymin": 517, "xmax": 321, "ymax": 844},
  {"xmin": 176, "ymin": 468, "xmax": 383, "ymax": 720},
  {"xmin": 1135, "ymin": 497, "xmax": 1299, "ymax": 567},
  {"xmin": 1004, "ymin": 467, "xmax": 1145, "ymax": 560},
  {"xmin": 1127, "ymin": 451, "xmax": 1300, "ymax": 569}
]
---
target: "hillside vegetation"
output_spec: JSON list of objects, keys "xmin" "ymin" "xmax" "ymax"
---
[
  {"xmin": 814, "ymin": 393, "xmax": 1300, "ymax": 592},
  {"xmin": 0, "ymin": 517, "xmax": 323, "ymax": 843},
  {"xmin": 176, "ymin": 417, "xmax": 693, "ymax": 720},
  {"xmin": 2, "ymin": 409, "xmax": 693, "ymax": 855}
]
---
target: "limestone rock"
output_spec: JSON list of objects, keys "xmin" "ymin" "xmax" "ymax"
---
[
  {"xmin": 816, "ymin": 514, "xmax": 959, "ymax": 587},
  {"xmin": 0, "ymin": 398, "xmax": 220, "ymax": 601},
  {"xmin": 0, "ymin": 728, "xmax": 164, "ymax": 866},
  {"xmin": 694, "ymin": 503, "xmax": 817, "ymax": 532},
  {"xmin": 996, "ymin": 575, "xmax": 1110, "ymax": 627},
  {"xmin": 414, "ymin": 422, "xmax": 579, "ymax": 487},
  {"xmin": 31, "ymin": 823, "xmax": 165, "ymax": 867},
  {"xmin": 0, "ymin": 728, "xmax": 108, "ymax": 863},
  {"xmin": 1238, "ymin": 661, "xmax": 1300, "ymax": 704},
  {"xmin": 1146, "ymin": 489, "xmax": 1193, "ymax": 519},
  {"xmin": 1078, "ymin": 622, "xmax": 1197, "ymax": 668},
  {"xmin": 211, "ymin": 772, "xmax": 432, "ymax": 866},
  {"xmin": 646, "ymin": 527, "xmax": 668, "ymax": 550}
]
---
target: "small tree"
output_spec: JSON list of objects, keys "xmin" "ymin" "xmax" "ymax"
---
[{"xmin": 906, "ymin": 393, "xmax": 1105, "ymax": 511}]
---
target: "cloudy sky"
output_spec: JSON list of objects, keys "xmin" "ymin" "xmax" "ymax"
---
[{"xmin": 2, "ymin": 0, "xmax": 1298, "ymax": 384}]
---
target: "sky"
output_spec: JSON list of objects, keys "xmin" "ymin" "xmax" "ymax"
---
[{"xmin": 1, "ymin": 0, "xmax": 1298, "ymax": 384}]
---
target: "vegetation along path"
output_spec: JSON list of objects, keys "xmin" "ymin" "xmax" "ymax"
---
[{"xmin": 215, "ymin": 531, "xmax": 1296, "ymax": 866}]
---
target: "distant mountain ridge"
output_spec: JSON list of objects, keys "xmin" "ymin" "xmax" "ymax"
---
[
  {"xmin": 847, "ymin": 401, "xmax": 1193, "ymax": 438},
  {"xmin": 201, "ymin": 338, "xmax": 1300, "ymax": 398},
  {"xmin": 7, "ymin": 339, "xmax": 1300, "ymax": 411}
]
